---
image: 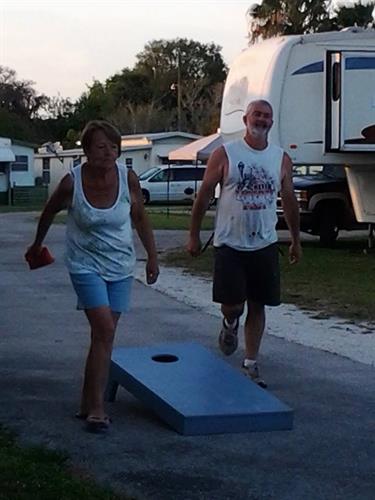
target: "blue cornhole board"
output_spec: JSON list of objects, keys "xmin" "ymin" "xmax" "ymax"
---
[{"xmin": 106, "ymin": 342, "xmax": 293, "ymax": 435}]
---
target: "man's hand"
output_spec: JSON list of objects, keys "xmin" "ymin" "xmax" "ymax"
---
[
  {"xmin": 187, "ymin": 235, "xmax": 202, "ymax": 257},
  {"xmin": 146, "ymin": 257, "xmax": 159, "ymax": 284},
  {"xmin": 289, "ymin": 242, "xmax": 302, "ymax": 264},
  {"xmin": 187, "ymin": 146, "xmax": 225, "ymax": 258}
]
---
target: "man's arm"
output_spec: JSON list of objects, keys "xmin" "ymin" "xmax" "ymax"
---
[
  {"xmin": 279, "ymin": 153, "xmax": 302, "ymax": 264},
  {"xmin": 128, "ymin": 169, "xmax": 159, "ymax": 284},
  {"xmin": 187, "ymin": 146, "xmax": 226, "ymax": 256},
  {"xmin": 25, "ymin": 174, "xmax": 73, "ymax": 259}
]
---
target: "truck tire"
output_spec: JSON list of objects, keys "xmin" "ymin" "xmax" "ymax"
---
[
  {"xmin": 318, "ymin": 209, "xmax": 340, "ymax": 247},
  {"xmin": 142, "ymin": 189, "xmax": 150, "ymax": 205}
]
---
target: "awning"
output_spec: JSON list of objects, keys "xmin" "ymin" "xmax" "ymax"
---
[
  {"xmin": 168, "ymin": 133, "xmax": 223, "ymax": 162},
  {"xmin": 0, "ymin": 147, "xmax": 15, "ymax": 162}
]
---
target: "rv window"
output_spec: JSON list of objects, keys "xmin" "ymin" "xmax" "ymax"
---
[{"xmin": 332, "ymin": 62, "xmax": 341, "ymax": 102}]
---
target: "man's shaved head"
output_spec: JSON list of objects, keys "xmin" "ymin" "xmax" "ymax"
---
[{"xmin": 245, "ymin": 100, "xmax": 273, "ymax": 117}]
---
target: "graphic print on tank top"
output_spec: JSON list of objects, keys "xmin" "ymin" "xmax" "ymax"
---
[{"xmin": 235, "ymin": 161, "xmax": 276, "ymax": 210}]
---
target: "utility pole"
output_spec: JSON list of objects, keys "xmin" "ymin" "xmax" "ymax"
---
[{"xmin": 177, "ymin": 48, "xmax": 181, "ymax": 131}]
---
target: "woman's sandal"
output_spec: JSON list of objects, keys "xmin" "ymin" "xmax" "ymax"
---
[
  {"xmin": 85, "ymin": 415, "xmax": 111, "ymax": 434},
  {"xmin": 75, "ymin": 412, "xmax": 88, "ymax": 420}
]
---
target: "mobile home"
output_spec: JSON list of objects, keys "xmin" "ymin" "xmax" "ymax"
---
[
  {"xmin": 220, "ymin": 28, "xmax": 375, "ymax": 224},
  {"xmin": 0, "ymin": 137, "xmax": 36, "ymax": 204}
]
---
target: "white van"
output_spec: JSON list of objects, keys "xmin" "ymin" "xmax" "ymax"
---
[{"xmin": 139, "ymin": 165, "xmax": 206, "ymax": 204}]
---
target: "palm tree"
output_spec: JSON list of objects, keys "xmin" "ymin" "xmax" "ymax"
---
[
  {"xmin": 247, "ymin": 0, "xmax": 333, "ymax": 43},
  {"xmin": 247, "ymin": 0, "xmax": 286, "ymax": 43},
  {"xmin": 333, "ymin": 1, "xmax": 374, "ymax": 29}
]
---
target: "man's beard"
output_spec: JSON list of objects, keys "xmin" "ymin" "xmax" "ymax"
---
[{"xmin": 250, "ymin": 126, "xmax": 268, "ymax": 138}]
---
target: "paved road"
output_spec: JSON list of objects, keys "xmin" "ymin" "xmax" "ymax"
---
[{"xmin": 0, "ymin": 212, "xmax": 374, "ymax": 500}]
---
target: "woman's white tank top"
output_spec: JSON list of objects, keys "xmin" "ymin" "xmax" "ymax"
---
[{"xmin": 65, "ymin": 162, "xmax": 135, "ymax": 280}]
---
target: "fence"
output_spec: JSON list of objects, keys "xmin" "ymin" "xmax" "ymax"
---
[{"xmin": 9, "ymin": 186, "xmax": 48, "ymax": 207}]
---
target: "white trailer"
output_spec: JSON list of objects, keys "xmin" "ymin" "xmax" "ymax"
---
[{"xmin": 220, "ymin": 27, "xmax": 375, "ymax": 226}]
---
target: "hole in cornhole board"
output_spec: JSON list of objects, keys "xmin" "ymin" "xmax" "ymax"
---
[{"xmin": 152, "ymin": 354, "xmax": 179, "ymax": 363}]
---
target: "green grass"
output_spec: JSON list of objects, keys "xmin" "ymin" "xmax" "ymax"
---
[
  {"xmin": 5, "ymin": 207, "xmax": 372, "ymax": 321},
  {"xmin": 53, "ymin": 210, "xmax": 214, "ymax": 231},
  {"xmin": 0, "ymin": 205, "xmax": 43, "ymax": 213},
  {"xmin": 162, "ymin": 239, "xmax": 375, "ymax": 323},
  {"xmin": 146, "ymin": 211, "xmax": 214, "ymax": 230},
  {"xmin": 0, "ymin": 426, "xmax": 131, "ymax": 500}
]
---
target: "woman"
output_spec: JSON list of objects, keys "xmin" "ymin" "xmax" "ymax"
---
[{"xmin": 25, "ymin": 120, "xmax": 159, "ymax": 433}]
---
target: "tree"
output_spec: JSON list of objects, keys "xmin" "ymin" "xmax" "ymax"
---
[
  {"xmin": 0, "ymin": 66, "xmax": 48, "ymax": 119},
  {"xmin": 107, "ymin": 102, "xmax": 175, "ymax": 134},
  {"xmin": 106, "ymin": 69, "xmax": 153, "ymax": 107},
  {"xmin": 332, "ymin": 1, "xmax": 375, "ymax": 29},
  {"xmin": 104, "ymin": 69, "xmax": 161, "ymax": 133},
  {"xmin": 247, "ymin": 0, "xmax": 375, "ymax": 43},
  {"xmin": 247, "ymin": 0, "xmax": 334, "ymax": 43},
  {"xmin": 42, "ymin": 94, "xmax": 74, "ymax": 120},
  {"xmin": 74, "ymin": 80, "xmax": 112, "ymax": 125},
  {"xmin": 0, "ymin": 66, "xmax": 50, "ymax": 141},
  {"xmin": 3, "ymin": 37, "xmax": 228, "ymax": 143},
  {"xmin": 134, "ymin": 38, "xmax": 227, "ymax": 132}
]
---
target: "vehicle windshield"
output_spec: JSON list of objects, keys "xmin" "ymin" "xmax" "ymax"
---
[
  {"xmin": 138, "ymin": 166, "xmax": 160, "ymax": 180},
  {"xmin": 293, "ymin": 165, "xmax": 346, "ymax": 179}
]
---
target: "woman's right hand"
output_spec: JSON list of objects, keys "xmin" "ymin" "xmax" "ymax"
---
[{"xmin": 24, "ymin": 243, "xmax": 42, "ymax": 263}]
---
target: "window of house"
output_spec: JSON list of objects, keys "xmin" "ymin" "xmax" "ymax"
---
[
  {"xmin": 42, "ymin": 157, "xmax": 50, "ymax": 184},
  {"xmin": 12, "ymin": 155, "xmax": 28, "ymax": 172},
  {"xmin": 125, "ymin": 158, "xmax": 133, "ymax": 169}
]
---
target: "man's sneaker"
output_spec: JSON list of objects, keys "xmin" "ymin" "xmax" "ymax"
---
[
  {"xmin": 218, "ymin": 319, "xmax": 239, "ymax": 356},
  {"xmin": 242, "ymin": 361, "xmax": 267, "ymax": 388}
]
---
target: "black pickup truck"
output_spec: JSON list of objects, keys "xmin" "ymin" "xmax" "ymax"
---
[{"xmin": 277, "ymin": 165, "xmax": 365, "ymax": 246}]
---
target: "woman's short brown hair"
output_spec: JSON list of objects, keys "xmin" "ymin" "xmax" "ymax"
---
[{"xmin": 80, "ymin": 120, "xmax": 121, "ymax": 157}]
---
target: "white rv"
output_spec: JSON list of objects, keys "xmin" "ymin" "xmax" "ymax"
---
[{"xmin": 220, "ymin": 28, "xmax": 375, "ymax": 228}]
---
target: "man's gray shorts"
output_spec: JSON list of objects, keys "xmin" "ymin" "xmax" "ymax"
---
[{"xmin": 213, "ymin": 243, "xmax": 280, "ymax": 306}]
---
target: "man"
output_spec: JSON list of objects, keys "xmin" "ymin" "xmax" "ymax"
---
[{"xmin": 187, "ymin": 99, "xmax": 302, "ymax": 388}]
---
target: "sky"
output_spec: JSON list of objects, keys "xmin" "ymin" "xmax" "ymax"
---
[{"xmin": 1, "ymin": 0, "xmax": 253, "ymax": 101}]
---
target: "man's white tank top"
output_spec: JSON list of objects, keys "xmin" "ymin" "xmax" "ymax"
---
[
  {"xmin": 65, "ymin": 162, "xmax": 135, "ymax": 280},
  {"xmin": 213, "ymin": 138, "xmax": 284, "ymax": 251}
]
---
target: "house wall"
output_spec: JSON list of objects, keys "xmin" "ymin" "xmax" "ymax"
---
[
  {"xmin": 0, "ymin": 143, "xmax": 34, "ymax": 194},
  {"xmin": 34, "ymin": 154, "xmax": 86, "ymax": 194},
  {"xmin": 10, "ymin": 144, "xmax": 35, "ymax": 187},
  {"xmin": 150, "ymin": 137, "xmax": 196, "ymax": 166},
  {"xmin": 119, "ymin": 149, "xmax": 151, "ymax": 175},
  {"xmin": 0, "ymin": 173, "xmax": 7, "ymax": 193}
]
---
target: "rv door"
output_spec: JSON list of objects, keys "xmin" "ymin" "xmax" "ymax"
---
[{"xmin": 326, "ymin": 50, "xmax": 375, "ymax": 152}]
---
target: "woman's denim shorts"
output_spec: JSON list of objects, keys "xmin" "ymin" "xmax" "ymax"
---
[{"xmin": 69, "ymin": 273, "xmax": 133, "ymax": 313}]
